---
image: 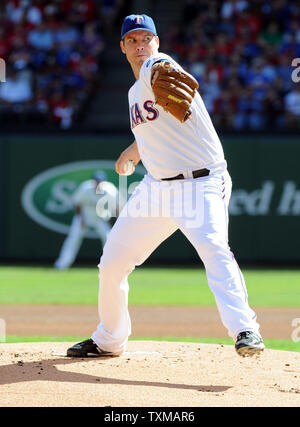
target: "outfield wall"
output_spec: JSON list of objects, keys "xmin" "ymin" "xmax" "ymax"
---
[{"xmin": 0, "ymin": 133, "xmax": 299, "ymax": 263}]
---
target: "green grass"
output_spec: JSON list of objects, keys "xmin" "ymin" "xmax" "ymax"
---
[
  {"xmin": 3, "ymin": 335, "xmax": 300, "ymax": 353},
  {"xmin": 0, "ymin": 266, "xmax": 300, "ymax": 306},
  {"xmin": 133, "ymin": 337, "xmax": 300, "ymax": 353},
  {"xmin": 1, "ymin": 266, "xmax": 298, "ymax": 353}
]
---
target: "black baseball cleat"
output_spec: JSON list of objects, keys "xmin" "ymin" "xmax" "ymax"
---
[
  {"xmin": 67, "ymin": 339, "xmax": 122, "ymax": 358},
  {"xmin": 235, "ymin": 331, "xmax": 265, "ymax": 357}
]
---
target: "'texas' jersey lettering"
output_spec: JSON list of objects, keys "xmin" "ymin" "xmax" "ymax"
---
[{"xmin": 130, "ymin": 100, "xmax": 159, "ymax": 129}]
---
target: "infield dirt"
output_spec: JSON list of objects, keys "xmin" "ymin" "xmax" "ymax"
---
[
  {"xmin": 1, "ymin": 341, "xmax": 300, "ymax": 407},
  {"xmin": 0, "ymin": 304, "xmax": 298, "ymax": 339},
  {"xmin": 1, "ymin": 304, "xmax": 300, "ymax": 407}
]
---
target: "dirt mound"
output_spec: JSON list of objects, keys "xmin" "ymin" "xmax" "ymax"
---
[{"xmin": 0, "ymin": 341, "xmax": 299, "ymax": 407}]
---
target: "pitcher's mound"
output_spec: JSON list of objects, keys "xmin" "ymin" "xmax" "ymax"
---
[{"xmin": 0, "ymin": 341, "xmax": 299, "ymax": 407}]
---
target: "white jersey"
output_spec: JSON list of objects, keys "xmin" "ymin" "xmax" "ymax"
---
[
  {"xmin": 72, "ymin": 180, "xmax": 118, "ymax": 227},
  {"xmin": 128, "ymin": 52, "xmax": 227, "ymax": 180}
]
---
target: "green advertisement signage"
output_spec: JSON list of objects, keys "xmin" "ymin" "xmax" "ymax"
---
[
  {"xmin": 1, "ymin": 134, "xmax": 299, "ymax": 263},
  {"xmin": 21, "ymin": 160, "xmax": 145, "ymax": 238}
]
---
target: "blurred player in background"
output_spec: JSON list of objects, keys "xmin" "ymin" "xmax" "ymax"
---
[{"xmin": 54, "ymin": 171, "xmax": 118, "ymax": 270}]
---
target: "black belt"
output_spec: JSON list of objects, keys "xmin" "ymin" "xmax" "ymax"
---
[{"xmin": 161, "ymin": 168, "xmax": 210, "ymax": 181}]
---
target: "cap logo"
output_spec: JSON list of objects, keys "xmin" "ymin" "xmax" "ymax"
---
[{"xmin": 135, "ymin": 15, "xmax": 144, "ymax": 24}]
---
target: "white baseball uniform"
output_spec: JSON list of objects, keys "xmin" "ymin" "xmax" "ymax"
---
[
  {"xmin": 54, "ymin": 179, "xmax": 117, "ymax": 270},
  {"xmin": 91, "ymin": 53, "xmax": 261, "ymax": 354}
]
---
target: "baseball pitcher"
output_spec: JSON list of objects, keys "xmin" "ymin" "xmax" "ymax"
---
[{"xmin": 67, "ymin": 15, "xmax": 264, "ymax": 358}]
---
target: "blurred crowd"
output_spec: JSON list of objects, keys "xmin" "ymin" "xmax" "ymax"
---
[
  {"xmin": 161, "ymin": 0, "xmax": 300, "ymax": 131},
  {"xmin": 0, "ymin": 0, "xmax": 124, "ymax": 129},
  {"xmin": 0, "ymin": 0, "xmax": 299, "ymax": 132}
]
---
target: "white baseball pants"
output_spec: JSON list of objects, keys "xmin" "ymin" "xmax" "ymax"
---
[
  {"xmin": 92, "ymin": 171, "xmax": 260, "ymax": 354},
  {"xmin": 54, "ymin": 215, "xmax": 111, "ymax": 270}
]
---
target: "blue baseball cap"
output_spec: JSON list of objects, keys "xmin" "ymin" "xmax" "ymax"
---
[
  {"xmin": 121, "ymin": 14, "xmax": 157, "ymax": 39},
  {"xmin": 93, "ymin": 171, "xmax": 107, "ymax": 182}
]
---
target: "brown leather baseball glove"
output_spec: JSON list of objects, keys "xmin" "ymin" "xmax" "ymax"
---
[{"xmin": 150, "ymin": 61, "xmax": 199, "ymax": 123}]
